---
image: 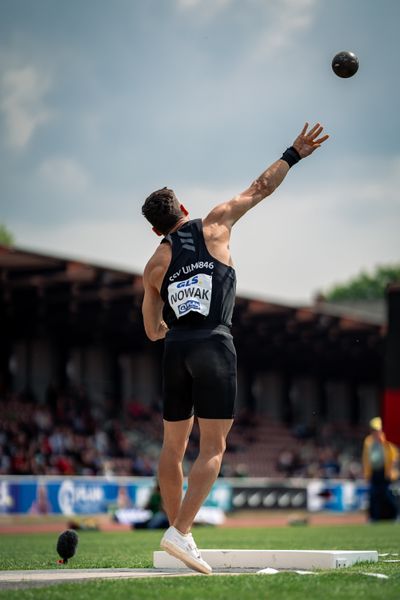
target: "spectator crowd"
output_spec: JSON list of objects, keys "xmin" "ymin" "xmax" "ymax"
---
[
  {"xmin": 0, "ymin": 389, "xmax": 162, "ymax": 477},
  {"xmin": 0, "ymin": 389, "xmax": 365, "ymax": 480}
]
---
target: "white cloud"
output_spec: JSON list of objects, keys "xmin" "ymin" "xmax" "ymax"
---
[
  {"xmin": 12, "ymin": 217, "xmax": 151, "ymax": 276},
  {"xmin": 175, "ymin": 0, "xmax": 317, "ymax": 53},
  {"xmin": 250, "ymin": 0, "xmax": 318, "ymax": 60},
  {"xmin": 11, "ymin": 155, "xmax": 400, "ymax": 304},
  {"xmin": 176, "ymin": 0, "xmax": 232, "ymax": 18},
  {"xmin": 37, "ymin": 157, "xmax": 90, "ymax": 195},
  {"xmin": 176, "ymin": 0, "xmax": 319, "ymax": 54},
  {"xmin": 0, "ymin": 65, "xmax": 52, "ymax": 149},
  {"xmin": 230, "ymin": 155, "xmax": 400, "ymax": 301}
]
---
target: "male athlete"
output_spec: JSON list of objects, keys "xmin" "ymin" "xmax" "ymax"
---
[{"xmin": 142, "ymin": 122, "xmax": 329, "ymax": 574}]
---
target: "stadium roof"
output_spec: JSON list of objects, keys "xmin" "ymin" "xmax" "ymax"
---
[
  {"xmin": 0, "ymin": 243, "xmax": 386, "ymax": 322},
  {"xmin": 0, "ymin": 244, "xmax": 385, "ymax": 380}
]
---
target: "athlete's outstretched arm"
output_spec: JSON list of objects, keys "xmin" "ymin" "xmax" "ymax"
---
[{"xmin": 206, "ymin": 122, "xmax": 329, "ymax": 228}]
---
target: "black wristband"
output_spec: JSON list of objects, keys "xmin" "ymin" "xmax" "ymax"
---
[{"xmin": 280, "ymin": 146, "xmax": 301, "ymax": 168}]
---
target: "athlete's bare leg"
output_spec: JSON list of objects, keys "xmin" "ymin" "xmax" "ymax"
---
[
  {"xmin": 158, "ymin": 417, "xmax": 194, "ymax": 525},
  {"xmin": 173, "ymin": 417, "xmax": 233, "ymax": 534}
]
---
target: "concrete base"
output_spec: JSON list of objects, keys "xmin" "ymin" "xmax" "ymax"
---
[
  {"xmin": 0, "ymin": 567, "xmax": 265, "ymax": 590},
  {"xmin": 154, "ymin": 549, "xmax": 378, "ymax": 570}
]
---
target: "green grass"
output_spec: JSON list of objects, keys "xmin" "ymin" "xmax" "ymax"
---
[{"xmin": 0, "ymin": 523, "xmax": 399, "ymax": 599}]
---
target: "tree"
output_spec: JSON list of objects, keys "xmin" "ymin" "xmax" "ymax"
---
[
  {"xmin": 0, "ymin": 223, "xmax": 15, "ymax": 246},
  {"xmin": 325, "ymin": 264, "xmax": 400, "ymax": 301}
]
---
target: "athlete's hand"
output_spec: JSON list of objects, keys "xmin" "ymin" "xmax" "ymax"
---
[{"xmin": 292, "ymin": 122, "xmax": 329, "ymax": 158}]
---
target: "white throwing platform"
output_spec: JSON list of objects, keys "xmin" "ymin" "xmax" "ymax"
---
[{"xmin": 154, "ymin": 549, "xmax": 378, "ymax": 570}]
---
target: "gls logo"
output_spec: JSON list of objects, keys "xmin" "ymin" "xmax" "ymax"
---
[{"xmin": 177, "ymin": 275, "xmax": 198, "ymax": 288}]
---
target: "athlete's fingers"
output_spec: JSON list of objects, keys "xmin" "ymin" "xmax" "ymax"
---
[
  {"xmin": 314, "ymin": 134, "xmax": 329, "ymax": 144},
  {"xmin": 308, "ymin": 126, "xmax": 323, "ymax": 140},
  {"xmin": 307, "ymin": 123, "xmax": 321, "ymax": 137}
]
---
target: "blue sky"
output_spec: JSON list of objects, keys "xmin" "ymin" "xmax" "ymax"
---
[{"xmin": 1, "ymin": 0, "xmax": 399, "ymax": 303}]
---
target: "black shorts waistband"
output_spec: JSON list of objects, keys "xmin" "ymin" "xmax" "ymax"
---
[{"xmin": 166, "ymin": 323, "xmax": 231, "ymax": 342}]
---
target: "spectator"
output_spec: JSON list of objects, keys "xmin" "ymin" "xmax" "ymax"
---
[
  {"xmin": 362, "ymin": 417, "xmax": 399, "ymax": 521},
  {"xmin": 276, "ymin": 449, "xmax": 298, "ymax": 477},
  {"xmin": 134, "ymin": 481, "xmax": 169, "ymax": 530},
  {"xmin": 29, "ymin": 484, "xmax": 51, "ymax": 514},
  {"xmin": 318, "ymin": 448, "xmax": 340, "ymax": 479}
]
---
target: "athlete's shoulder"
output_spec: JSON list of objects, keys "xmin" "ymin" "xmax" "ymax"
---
[
  {"xmin": 203, "ymin": 197, "xmax": 236, "ymax": 226},
  {"xmin": 201, "ymin": 215, "xmax": 230, "ymax": 245}
]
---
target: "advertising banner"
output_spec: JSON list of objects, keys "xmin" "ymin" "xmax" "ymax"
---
[
  {"xmin": 231, "ymin": 484, "xmax": 307, "ymax": 511},
  {"xmin": 306, "ymin": 480, "xmax": 369, "ymax": 512},
  {"xmin": 0, "ymin": 477, "xmax": 232, "ymax": 515},
  {"xmin": 2, "ymin": 476, "xmax": 389, "ymax": 515}
]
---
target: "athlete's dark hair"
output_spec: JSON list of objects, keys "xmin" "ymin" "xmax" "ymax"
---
[{"xmin": 142, "ymin": 187, "xmax": 182, "ymax": 234}]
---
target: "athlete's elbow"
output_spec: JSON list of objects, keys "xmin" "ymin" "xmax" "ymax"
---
[
  {"xmin": 143, "ymin": 322, "xmax": 158, "ymax": 341},
  {"xmin": 146, "ymin": 328, "xmax": 160, "ymax": 342}
]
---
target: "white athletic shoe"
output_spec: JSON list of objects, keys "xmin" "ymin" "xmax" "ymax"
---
[{"xmin": 160, "ymin": 526, "xmax": 212, "ymax": 575}]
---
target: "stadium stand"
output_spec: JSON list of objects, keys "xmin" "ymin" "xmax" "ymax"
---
[
  {"xmin": 0, "ymin": 245, "xmax": 389, "ymax": 479},
  {"xmin": 0, "ymin": 389, "xmax": 366, "ymax": 479}
]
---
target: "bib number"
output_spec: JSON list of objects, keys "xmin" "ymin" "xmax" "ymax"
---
[{"xmin": 168, "ymin": 273, "xmax": 212, "ymax": 319}]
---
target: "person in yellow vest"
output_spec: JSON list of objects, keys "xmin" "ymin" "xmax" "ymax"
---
[{"xmin": 362, "ymin": 417, "xmax": 399, "ymax": 521}]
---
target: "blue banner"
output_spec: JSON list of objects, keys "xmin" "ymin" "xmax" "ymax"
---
[
  {"xmin": 0, "ymin": 477, "xmax": 232, "ymax": 515},
  {"xmin": 307, "ymin": 479, "xmax": 369, "ymax": 512}
]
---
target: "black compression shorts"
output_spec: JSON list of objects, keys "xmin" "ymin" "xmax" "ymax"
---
[{"xmin": 162, "ymin": 326, "xmax": 237, "ymax": 421}]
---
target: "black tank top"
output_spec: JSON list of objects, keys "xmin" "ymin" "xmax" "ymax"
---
[{"xmin": 160, "ymin": 219, "xmax": 236, "ymax": 330}]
